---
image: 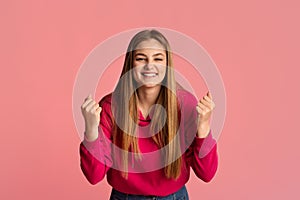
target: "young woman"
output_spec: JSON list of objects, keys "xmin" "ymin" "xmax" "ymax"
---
[{"xmin": 80, "ymin": 29, "xmax": 218, "ymax": 200}]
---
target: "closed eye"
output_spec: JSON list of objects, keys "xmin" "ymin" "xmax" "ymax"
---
[{"xmin": 135, "ymin": 58, "xmax": 146, "ymax": 61}]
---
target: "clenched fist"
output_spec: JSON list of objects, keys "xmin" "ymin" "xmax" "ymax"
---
[
  {"xmin": 81, "ymin": 94, "xmax": 102, "ymax": 141},
  {"xmin": 196, "ymin": 91, "xmax": 216, "ymax": 138}
]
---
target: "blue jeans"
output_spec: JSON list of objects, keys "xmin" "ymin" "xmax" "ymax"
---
[{"xmin": 109, "ymin": 185, "xmax": 189, "ymax": 200}]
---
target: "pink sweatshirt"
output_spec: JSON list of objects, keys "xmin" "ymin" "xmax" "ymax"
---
[{"xmin": 79, "ymin": 89, "xmax": 218, "ymax": 196}]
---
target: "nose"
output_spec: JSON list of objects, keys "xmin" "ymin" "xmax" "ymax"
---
[{"xmin": 144, "ymin": 63, "xmax": 155, "ymax": 70}]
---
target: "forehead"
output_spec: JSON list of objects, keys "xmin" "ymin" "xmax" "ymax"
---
[{"xmin": 135, "ymin": 39, "xmax": 165, "ymax": 53}]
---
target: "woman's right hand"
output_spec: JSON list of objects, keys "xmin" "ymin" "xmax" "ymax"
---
[{"xmin": 81, "ymin": 94, "xmax": 102, "ymax": 141}]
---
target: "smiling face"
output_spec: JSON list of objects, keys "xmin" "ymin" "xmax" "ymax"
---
[{"xmin": 133, "ymin": 39, "xmax": 167, "ymax": 88}]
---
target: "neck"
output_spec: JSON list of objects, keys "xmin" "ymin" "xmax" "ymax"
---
[{"xmin": 136, "ymin": 85, "xmax": 161, "ymax": 115}]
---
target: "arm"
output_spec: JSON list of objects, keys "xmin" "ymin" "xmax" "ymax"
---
[
  {"xmin": 180, "ymin": 89, "xmax": 218, "ymax": 182},
  {"xmin": 79, "ymin": 98, "xmax": 113, "ymax": 185},
  {"xmin": 190, "ymin": 130, "xmax": 218, "ymax": 182}
]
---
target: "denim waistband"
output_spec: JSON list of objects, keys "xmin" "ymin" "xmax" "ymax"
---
[{"xmin": 109, "ymin": 185, "xmax": 189, "ymax": 200}]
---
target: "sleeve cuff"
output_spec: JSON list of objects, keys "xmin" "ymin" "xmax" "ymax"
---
[
  {"xmin": 82, "ymin": 133, "xmax": 101, "ymax": 151},
  {"xmin": 194, "ymin": 130, "xmax": 217, "ymax": 158},
  {"xmin": 195, "ymin": 129, "xmax": 213, "ymax": 146}
]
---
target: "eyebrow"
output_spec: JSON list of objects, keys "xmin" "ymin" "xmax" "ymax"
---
[{"xmin": 135, "ymin": 53, "xmax": 165, "ymax": 57}]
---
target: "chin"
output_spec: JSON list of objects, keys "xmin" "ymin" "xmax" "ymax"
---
[{"xmin": 139, "ymin": 82, "xmax": 161, "ymax": 88}]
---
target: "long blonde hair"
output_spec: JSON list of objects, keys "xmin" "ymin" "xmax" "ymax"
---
[{"xmin": 111, "ymin": 29, "xmax": 182, "ymax": 179}]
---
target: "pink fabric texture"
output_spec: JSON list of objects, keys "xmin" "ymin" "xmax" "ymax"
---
[{"xmin": 79, "ymin": 89, "xmax": 218, "ymax": 196}]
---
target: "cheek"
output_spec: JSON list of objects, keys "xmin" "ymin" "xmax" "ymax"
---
[
  {"xmin": 132, "ymin": 67, "xmax": 138, "ymax": 76},
  {"xmin": 132, "ymin": 66, "xmax": 142, "ymax": 81},
  {"xmin": 159, "ymin": 66, "xmax": 167, "ymax": 75},
  {"xmin": 162, "ymin": 61, "xmax": 167, "ymax": 72},
  {"xmin": 133, "ymin": 65, "xmax": 141, "ymax": 73},
  {"xmin": 133, "ymin": 61, "xmax": 138, "ymax": 68}
]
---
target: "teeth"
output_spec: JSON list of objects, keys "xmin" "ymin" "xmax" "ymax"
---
[{"xmin": 142, "ymin": 73, "xmax": 157, "ymax": 77}]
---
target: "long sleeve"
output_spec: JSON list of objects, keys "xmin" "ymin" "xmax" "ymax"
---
[
  {"xmin": 178, "ymin": 89, "xmax": 218, "ymax": 183},
  {"xmin": 190, "ymin": 130, "xmax": 218, "ymax": 182},
  {"xmin": 79, "ymin": 96, "xmax": 113, "ymax": 185}
]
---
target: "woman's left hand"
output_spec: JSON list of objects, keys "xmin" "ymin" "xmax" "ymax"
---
[{"xmin": 196, "ymin": 91, "xmax": 216, "ymax": 138}]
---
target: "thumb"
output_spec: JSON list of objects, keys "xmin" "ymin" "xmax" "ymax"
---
[
  {"xmin": 207, "ymin": 91, "xmax": 212, "ymax": 100},
  {"xmin": 96, "ymin": 106, "xmax": 102, "ymax": 115},
  {"xmin": 84, "ymin": 94, "xmax": 92, "ymax": 102}
]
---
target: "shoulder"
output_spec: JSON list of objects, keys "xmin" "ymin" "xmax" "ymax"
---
[
  {"xmin": 176, "ymin": 88, "xmax": 198, "ymax": 108},
  {"xmin": 176, "ymin": 88, "xmax": 198, "ymax": 119},
  {"xmin": 99, "ymin": 93, "xmax": 112, "ymax": 107},
  {"xmin": 98, "ymin": 93, "xmax": 113, "ymax": 118}
]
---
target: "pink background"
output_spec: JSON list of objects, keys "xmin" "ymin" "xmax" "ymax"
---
[{"xmin": 1, "ymin": 0, "xmax": 299, "ymax": 199}]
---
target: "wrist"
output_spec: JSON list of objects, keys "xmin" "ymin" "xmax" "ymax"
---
[
  {"xmin": 84, "ymin": 127, "xmax": 99, "ymax": 142},
  {"xmin": 197, "ymin": 122, "xmax": 210, "ymax": 138}
]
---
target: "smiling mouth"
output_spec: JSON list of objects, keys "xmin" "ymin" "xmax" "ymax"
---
[{"xmin": 141, "ymin": 72, "xmax": 158, "ymax": 77}]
